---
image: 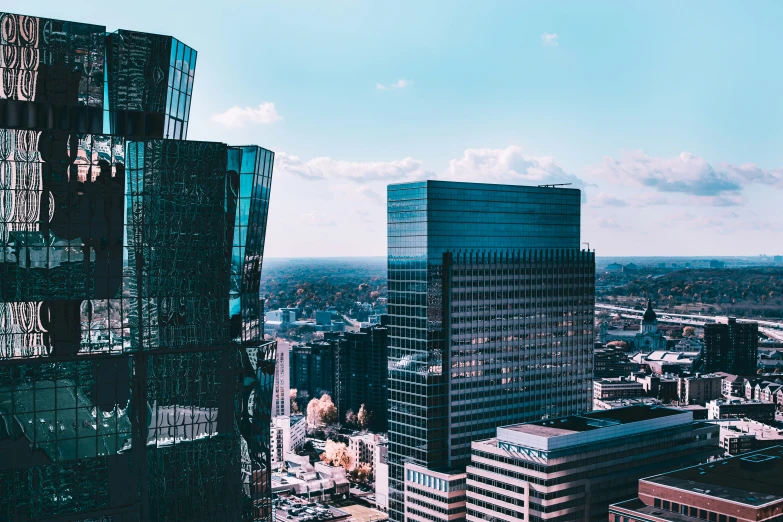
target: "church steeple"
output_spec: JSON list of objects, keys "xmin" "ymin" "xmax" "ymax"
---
[{"xmin": 641, "ymin": 299, "xmax": 658, "ymax": 333}]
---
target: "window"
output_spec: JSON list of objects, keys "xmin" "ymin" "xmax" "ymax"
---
[
  {"xmin": 663, "ymin": 501, "xmax": 671, "ymax": 511},
  {"xmin": 673, "ymin": 503, "xmax": 680, "ymax": 513},
  {"xmin": 709, "ymin": 513, "xmax": 717, "ymax": 522},
  {"xmin": 654, "ymin": 499, "xmax": 661, "ymax": 508}
]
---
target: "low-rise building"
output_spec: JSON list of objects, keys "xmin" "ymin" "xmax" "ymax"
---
[
  {"xmin": 271, "ymin": 415, "xmax": 307, "ymax": 471},
  {"xmin": 594, "ymin": 345, "xmax": 638, "ymax": 379},
  {"xmin": 466, "ymin": 405, "xmax": 720, "ymax": 522},
  {"xmin": 707, "ymin": 398, "xmax": 776, "ymax": 423},
  {"xmin": 636, "ymin": 374, "xmax": 678, "ymax": 402},
  {"xmin": 593, "ymin": 397, "xmax": 662, "ymax": 410},
  {"xmin": 714, "ymin": 419, "xmax": 783, "ymax": 455},
  {"xmin": 404, "ymin": 463, "xmax": 467, "ymax": 522},
  {"xmin": 719, "ymin": 373, "xmax": 747, "ymax": 398},
  {"xmin": 593, "ymin": 377, "xmax": 645, "ymax": 401},
  {"xmin": 273, "ymin": 495, "xmax": 351, "ymax": 522},
  {"xmin": 609, "ymin": 446, "xmax": 783, "ymax": 522},
  {"xmin": 348, "ymin": 433, "xmax": 385, "ymax": 473},
  {"xmin": 678, "ymin": 374, "xmax": 724, "ymax": 405}
]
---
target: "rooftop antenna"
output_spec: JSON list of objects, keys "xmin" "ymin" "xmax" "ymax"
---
[
  {"xmin": 582, "ymin": 242, "xmax": 590, "ymax": 251},
  {"xmin": 538, "ymin": 183, "xmax": 573, "ymax": 188}
]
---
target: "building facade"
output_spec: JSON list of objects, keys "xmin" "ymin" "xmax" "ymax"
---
[
  {"xmin": 404, "ymin": 463, "xmax": 467, "ymax": 522},
  {"xmin": 609, "ymin": 446, "xmax": 783, "ymax": 522},
  {"xmin": 707, "ymin": 399, "xmax": 776, "ymax": 423},
  {"xmin": 467, "ymin": 405, "xmax": 721, "ymax": 522},
  {"xmin": 0, "ymin": 12, "xmax": 276, "ymax": 522},
  {"xmin": 703, "ymin": 318, "xmax": 758, "ymax": 375},
  {"xmin": 344, "ymin": 322, "xmax": 389, "ymax": 431},
  {"xmin": 678, "ymin": 374, "xmax": 724, "ymax": 405},
  {"xmin": 593, "ymin": 377, "xmax": 645, "ymax": 401},
  {"xmin": 714, "ymin": 419, "xmax": 783, "ymax": 455},
  {"xmin": 593, "ymin": 345, "xmax": 637, "ymax": 379},
  {"xmin": 273, "ymin": 340, "xmax": 292, "ymax": 418},
  {"xmin": 387, "ymin": 181, "xmax": 594, "ymax": 521}
]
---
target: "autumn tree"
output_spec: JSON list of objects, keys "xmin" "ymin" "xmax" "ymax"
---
[
  {"xmin": 683, "ymin": 326, "xmax": 696, "ymax": 338},
  {"xmin": 306, "ymin": 394, "xmax": 338, "ymax": 430},
  {"xmin": 345, "ymin": 409, "xmax": 358, "ymax": 427},
  {"xmin": 349, "ymin": 463, "xmax": 373, "ymax": 483},
  {"xmin": 320, "ymin": 439, "xmax": 354, "ymax": 470},
  {"xmin": 357, "ymin": 404, "xmax": 372, "ymax": 430},
  {"xmin": 290, "ymin": 389, "xmax": 300, "ymax": 414}
]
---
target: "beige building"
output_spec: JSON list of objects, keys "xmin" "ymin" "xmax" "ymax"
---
[
  {"xmin": 466, "ymin": 405, "xmax": 720, "ymax": 522},
  {"xmin": 404, "ymin": 463, "xmax": 466, "ymax": 522},
  {"xmin": 713, "ymin": 419, "xmax": 783, "ymax": 455},
  {"xmin": 678, "ymin": 373, "xmax": 724, "ymax": 405}
]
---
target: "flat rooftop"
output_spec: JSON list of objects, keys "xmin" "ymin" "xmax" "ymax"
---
[
  {"xmin": 644, "ymin": 446, "xmax": 783, "ymax": 507},
  {"xmin": 505, "ymin": 405, "xmax": 684, "ymax": 438}
]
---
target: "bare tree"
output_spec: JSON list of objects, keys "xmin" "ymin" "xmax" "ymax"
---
[
  {"xmin": 290, "ymin": 388, "xmax": 300, "ymax": 414},
  {"xmin": 345, "ymin": 409, "xmax": 357, "ymax": 427}
]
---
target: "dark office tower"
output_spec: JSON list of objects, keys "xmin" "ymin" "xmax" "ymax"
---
[
  {"xmin": 290, "ymin": 341, "xmax": 336, "ymax": 400},
  {"xmin": 345, "ymin": 323, "xmax": 389, "ymax": 432},
  {"xmin": 387, "ymin": 181, "xmax": 594, "ymax": 522},
  {"xmin": 0, "ymin": 12, "xmax": 276, "ymax": 522},
  {"xmin": 703, "ymin": 318, "xmax": 758, "ymax": 375}
]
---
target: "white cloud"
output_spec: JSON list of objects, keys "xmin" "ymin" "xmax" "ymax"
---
[
  {"xmin": 356, "ymin": 185, "xmax": 383, "ymax": 204},
  {"xmin": 596, "ymin": 217, "xmax": 623, "ymax": 229},
  {"xmin": 211, "ymin": 102, "xmax": 282, "ymax": 128},
  {"xmin": 541, "ymin": 33, "xmax": 559, "ymax": 46},
  {"xmin": 590, "ymin": 150, "xmax": 783, "ymax": 204},
  {"xmin": 439, "ymin": 145, "xmax": 587, "ymax": 199},
  {"xmin": 301, "ymin": 211, "xmax": 336, "ymax": 227},
  {"xmin": 376, "ymin": 79, "xmax": 413, "ymax": 90},
  {"xmin": 275, "ymin": 152, "xmax": 431, "ymax": 182},
  {"xmin": 591, "ymin": 192, "xmax": 628, "ymax": 208}
]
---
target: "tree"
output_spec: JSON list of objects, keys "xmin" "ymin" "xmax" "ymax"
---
[
  {"xmin": 349, "ymin": 463, "xmax": 372, "ymax": 484},
  {"xmin": 290, "ymin": 388, "xmax": 300, "ymax": 414},
  {"xmin": 683, "ymin": 326, "xmax": 696, "ymax": 338},
  {"xmin": 357, "ymin": 404, "xmax": 372, "ymax": 430},
  {"xmin": 306, "ymin": 394, "xmax": 338, "ymax": 430},
  {"xmin": 320, "ymin": 439, "xmax": 354, "ymax": 470},
  {"xmin": 345, "ymin": 409, "xmax": 357, "ymax": 427},
  {"xmin": 606, "ymin": 340, "xmax": 628, "ymax": 350}
]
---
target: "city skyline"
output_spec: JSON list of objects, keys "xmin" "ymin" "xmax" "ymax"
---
[{"xmin": 9, "ymin": 0, "xmax": 783, "ymax": 258}]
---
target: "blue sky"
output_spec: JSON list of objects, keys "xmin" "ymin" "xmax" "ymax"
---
[{"xmin": 16, "ymin": 1, "xmax": 783, "ymax": 257}]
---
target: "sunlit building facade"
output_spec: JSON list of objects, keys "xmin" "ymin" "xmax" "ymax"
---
[
  {"xmin": 0, "ymin": 12, "xmax": 276, "ymax": 522},
  {"xmin": 386, "ymin": 181, "xmax": 594, "ymax": 521}
]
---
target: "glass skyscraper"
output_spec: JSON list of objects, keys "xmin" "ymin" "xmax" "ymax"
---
[
  {"xmin": 0, "ymin": 12, "xmax": 276, "ymax": 522},
  {"xmin": 387, "ymin": 181, "xmax": 594, "ymax": 522}
]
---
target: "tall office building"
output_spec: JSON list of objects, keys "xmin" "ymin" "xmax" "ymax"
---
[
  {"xmin": 387, "ymin": 181, "xmax": 594, "ymax": 521},
  {"xmin": 703, "ymin": 318, "xmax": 758, "ymax": 375},
  {"xmin": 273, "ymin": 340, "xmax": 292, "ymax": 418},
  {"xmin": 0, "ymin": 12, "xmax": 276, "ymax": 522},
  {"xmin": 345, "ymin": 322, "xmax": 389, "ymax": 431}
]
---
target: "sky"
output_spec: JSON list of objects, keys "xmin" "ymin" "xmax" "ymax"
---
[{"xmin": 15, "ymin": 1, "xmax": 783, "ymax": 257}]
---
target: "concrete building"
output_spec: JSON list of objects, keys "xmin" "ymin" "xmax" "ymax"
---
[
  {"xmin": 632, "ymin": 350, "xmax": 702, "ymax": 375},
  {"xmin": 593, "ymin": 397, "xmax": 662, "ymax": 410},
  {"xmin": 466, "ymin": 405, "xmax": 720, "ymax": 522},
  {"xmin": 270, "ymin": 415, "xmax": 307, "ymax": 471},
  {"xmin": 678, "ymin": 374, "xmax": 724, "ymax": 405},
  {"xmin": 349, "ymin": 433, "xmax": 384, "ymax": 472},
  {"xmin": 719, "ymin": 373, "xmax": 747, "ymax": 398},
  {"xmin": 593, "ymin": 377, "xmax": 645, "ymax": 401},
  {"xmin": 714, "ymin": 419, "xmax": 783, "ymax": 455},
  {"xmin": 273, "ymin": 340, "xmax": 291, "ymax": 418},
  {"xmin": 375, "ymin": 440, "xmax": 389, "ymax": 512},
  {"xmin": 636, "ymin": 374, "xmax": 679, "ymax": 402},
  {"xmin": 707, "ymin": 398, "xmax": 776, "ymax": 423},
  {"xmin": 609, "ymin": 446, "xmax": 783, "ymax": 522},
  {"xmin": 267, "ymin": 308, "xmax": 299, "ymax": 323},
  {"xmin": 593, "ymin": 345, "xmax": 638, "ymax": 379},
  {"xmin": 404, "ymin": 463, "xmax": 467, "ymax": 522},
  {"xmin": 315, "ymin": 311, "xmax": 333, "ymax": 326}
]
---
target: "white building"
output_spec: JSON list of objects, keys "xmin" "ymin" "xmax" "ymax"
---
[
  {"xmin": 273, "ymin": 340, "xmax": 291, "ymax": 418},
  {"xmin": 270, "ymin": 414, "xmax": 306, "ymax": 471},
  {"xmin": 374, "ymin": 439, "xmax": 389, "ymax": 512},
  {"xmin": 348, "ymin": 433, "xmax": 382, "ymax": 471}
]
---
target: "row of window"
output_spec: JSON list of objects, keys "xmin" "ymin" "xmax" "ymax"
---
[{"xmin": 653, "ymin": 498, "xmax": 737, "ymax": 522}]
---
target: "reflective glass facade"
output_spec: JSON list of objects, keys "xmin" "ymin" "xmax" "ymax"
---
[
  {"xmin": 0, "ymin": 12, "xmax": 276, "ymax": 522},
  {"xmin": 387, "ymin": 181, "xmax": 594, "ymax": 522}
]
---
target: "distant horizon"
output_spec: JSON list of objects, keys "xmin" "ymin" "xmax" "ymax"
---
[{"xmin": 263, "ymin": 254, "xmax": 780, "ymax": 261}]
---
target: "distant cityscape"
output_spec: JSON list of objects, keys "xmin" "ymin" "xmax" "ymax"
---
[{"xmin": 1, "ymin": 7, "xmax": 782, "ymax": 522}]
